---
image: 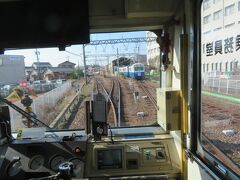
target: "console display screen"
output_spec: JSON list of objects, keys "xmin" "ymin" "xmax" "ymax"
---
[{"xmin": 97, "ymin": 149, "xmax": 122, "ymax": 170}]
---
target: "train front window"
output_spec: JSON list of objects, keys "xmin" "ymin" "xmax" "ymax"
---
[
  {"xmin": 0, "ymin": 31, "xmax": 161, "ymax": 134},
  {"xmin": 134, "ymin": 67, "xmax": 144, "ymax": 71},
  {"xmin": 200, "ymin": 0, "xmax": 240, "ymax": 176}
]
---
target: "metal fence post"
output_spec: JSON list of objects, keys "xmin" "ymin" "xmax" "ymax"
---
[
  {"xmin": 212, "ymin": 78, "xmax": 214, "ymax": 91},
  {"xmin": 226, "ymin": 78, "xmax": 229, "ymax": 95},
  {"xmin": 218, "ymin": 78, "xmax": 220, "ymax": 93}
]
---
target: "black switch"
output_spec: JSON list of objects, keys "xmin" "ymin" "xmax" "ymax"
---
[{"xmin": 156, "ymin": 150, "xmax": 165, "ymax": 159}]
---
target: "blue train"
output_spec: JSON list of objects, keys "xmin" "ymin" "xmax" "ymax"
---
[{"xmin": 118, "ymin": 63, "xmax": 145, "ymax": 80}]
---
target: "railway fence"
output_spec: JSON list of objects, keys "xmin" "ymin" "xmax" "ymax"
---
[
  {"xmin": 9, "ymin": 81, "xmax": 72, "ymax": 131},
  {"xmin": 203, "ymin": 77, "xmax": 240, "ymax": 97},
  {"xmin": 49, "ymin": 91, "xmax": 84, "ymax": 129}
]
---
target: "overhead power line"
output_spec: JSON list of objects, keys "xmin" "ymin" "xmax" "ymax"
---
[{"xmin": 88, "ymin": 37, "xmax": 157, "ymax": 45}]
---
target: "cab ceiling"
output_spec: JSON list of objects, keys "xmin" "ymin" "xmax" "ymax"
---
[{"xmin": 89, "ymin": 0, "xmax": 181, "ymax": 33}]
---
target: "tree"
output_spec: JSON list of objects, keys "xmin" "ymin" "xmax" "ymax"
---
[{"xmin": 70, "ymin": 68, "xmax": 84, "ymax": 79}]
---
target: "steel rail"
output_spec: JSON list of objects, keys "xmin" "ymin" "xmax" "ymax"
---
[
  {"xmin": 95, "ymin": 79, "xmax": 118, "ymax": 127},
  {"xmin": 201, "ymin": 134, "xmax": 240, "ymax": 174},
  {"xmin": 110, "ymin": 77, "xmax": 121, "ymax": 127},
  {"xmin": 138, "ymin": 81, "xmax": 158, "ymax": 110}
]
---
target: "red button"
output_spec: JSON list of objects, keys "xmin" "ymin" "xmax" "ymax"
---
[{"xmin": 74, "ymin": 147, "xmax": 81, "ymax": 153}]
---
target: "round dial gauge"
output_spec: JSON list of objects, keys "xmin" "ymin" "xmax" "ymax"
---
[
  {"xmin": 50, "ymin": 155, "xmax": 65, "ymax": 171},
  {"xmin": 7, "ymin": 160, "xmax": 22, "ymax": 177},
  {"xmin": 69, "ymin": 158, "xmax": 84, "ymax": 176},
  {"xmin": 29, "ymin": 155, "xmax": 44, "ymax": 170}
]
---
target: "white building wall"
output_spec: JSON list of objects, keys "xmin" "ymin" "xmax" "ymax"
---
[
  {"xmin": 0, "ymin": 55, "xmax": 26, "ymax": 85},
  {"xmin": 146, "ymin": 31, "xmax": 160, "ymax": 66},
  {"xmin": 201, "ymin": 0, "xmax": 240, "ymax": 77}
]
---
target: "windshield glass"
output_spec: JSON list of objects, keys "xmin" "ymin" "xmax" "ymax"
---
[
  {"xmin": 0, "ymin": 31, "xmax": 161, "ymax": 133},
  {"xmin": 134, "ymin": 66, "xmax": 144, "ymax": 71},
  {"xmin": 201, "ymin": 0, "xmax": 240, "ymax": 175}
]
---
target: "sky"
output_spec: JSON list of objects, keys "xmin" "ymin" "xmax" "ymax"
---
[{"xmin": 4, "ymin": 31, "xmax": 148, "ymax": 67}]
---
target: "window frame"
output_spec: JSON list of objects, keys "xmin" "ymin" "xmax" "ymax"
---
[
  {"xmin": 203, "ymin": 14, "xmax": 211, "ymax": 24},
  {"xmin": 224, "ymin": 4, "xmax": 235, "ymax": 16},
  {"xmin": 191, "ymin": 0, "xmax": 240, "ymax": 179},
  {"xmin": 213, "ymin": 10, "xmax": 222, "ymax": 20}
]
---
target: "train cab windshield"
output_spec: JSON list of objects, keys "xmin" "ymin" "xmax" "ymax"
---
[
  {"xmin": 0, "ymin": 0, "xmax": 239, "ymax": 180},
  {"xmin": 2, "ymin": 31, "xmax": 161, "ymax": 135}
]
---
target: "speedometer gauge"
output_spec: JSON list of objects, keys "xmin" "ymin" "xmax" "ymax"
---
[
  {"xmin": 29, "ymin": 155, "xmax": 44, "ymax": 170},
  {"xmin": 7, "ymin": 160, "xmax": 22, "ymax": 177},
  {"xmin": 49, "ymin": 155, "xmax": 65, "ymax": 171}
]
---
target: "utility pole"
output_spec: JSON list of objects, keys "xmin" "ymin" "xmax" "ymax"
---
[
  {"xmin": 82, "ymin": 44, "xmax": 87, "ymax": 84},
  {"xmin": 35, "ymin": 49, "xmax": 40, "ymax": 80},
  {"xmin": 117, "ymin": 48, "xmax": 119, "ymax": 77},
  {"xmin": 78, "ymin": 59, "xmax": 80, "ymax": 80},
  {"xmin": 35, "ymin": 49, "xmax": 40, "ymax": 63},
  {"xmin": 107, "ymin": 57, "xmax": 110, "ymax": 73}
]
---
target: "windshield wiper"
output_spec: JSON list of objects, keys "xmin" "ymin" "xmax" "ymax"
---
[{"xmin": 0, "ymin": 96, "xmax": 59, "ymax": 137}]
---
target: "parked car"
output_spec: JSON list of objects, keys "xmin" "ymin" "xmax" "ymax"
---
[
  {"xmin": 56, "ymin": 79, "xmax": 66, "ymax": 85},
  {"xmin": 33, "ymin": 80, "xmax": 47, "ymax": 85},
  {"xmin": 0, "ymin": 83, "xmax": 4, "ymax": 90},
  {"xmin": 3, "ymin": 84, "xmax": 17, "ymax": 91}
]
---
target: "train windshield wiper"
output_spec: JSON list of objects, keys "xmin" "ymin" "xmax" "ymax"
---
[{"xmin": 0, "ymin": 96, "xmax": 59, "ymax": 138}]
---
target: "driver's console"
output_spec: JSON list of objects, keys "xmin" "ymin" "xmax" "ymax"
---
[
  {"xmin": 0, "ymin": 104, "xmax": 181, "ymax": 180},
  {"xmin": 85, "ymin": 134, "xmax": 181, "ymax": 180},
  {"xmin": 0, "ymin": 132, "xmax": 181, "ymax": 180},
  {"xmin": 0, "ymin": 135, "xmax": 87, "ymax": 179}
]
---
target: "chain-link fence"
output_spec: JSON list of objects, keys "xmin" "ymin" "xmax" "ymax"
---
[{"xmin": 9, "ymin": 81, "xmax": 72, "ymax": 132}]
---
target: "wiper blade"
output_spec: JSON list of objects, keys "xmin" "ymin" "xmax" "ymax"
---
[{"xmin": 0, "ymin": 96, "xmax": 58, "ymax": 136}]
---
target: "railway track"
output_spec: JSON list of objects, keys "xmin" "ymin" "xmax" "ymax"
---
[
  {"xmin": 95, "ymin": 78, "xmax": 120, "ymax": 127},
  {"xmin": 202, "ymin": 94, "xmax": 240, "ymax": 174},
  {"xmin": 110, "ymin": 77, "xmax": 121, "ymax": 126},
  {"xmin": 201, "ymin": 134, "xmax": 240, "ymax": 174},
  {"xmin": 138, "ymin": 80, "xmax": 158, "ymax": 110}
]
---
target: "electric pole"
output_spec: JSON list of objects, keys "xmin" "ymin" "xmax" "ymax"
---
[
  {"xmin": 82, "ymin": 45, "xmax": 87, "ymax": 84},
  {"xmin": 35, "ymin": 49, "xmax": 40, "ymax": 80},
  {"xmin": 117, "ymin": 48, "xmax": 119, "ymax": 77}
]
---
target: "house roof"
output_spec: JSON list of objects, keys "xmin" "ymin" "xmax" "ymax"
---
[
  {"xmin": 44, "ymin": 67, "xmax": 75, "ymax": 74},
  {"xmin": 32, "ymin": 62, "xmax": 52, "ymax": 68},
  {"xmin": 58, "ymin": 61, "xmax": 76, "ymax": 66}
]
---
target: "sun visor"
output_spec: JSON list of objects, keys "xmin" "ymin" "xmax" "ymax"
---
[{"xmin": 0, "ymin": 0, "xmax": 90, "ymax": 51}]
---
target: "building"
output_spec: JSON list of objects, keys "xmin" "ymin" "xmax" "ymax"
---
[
  {"xmin": 201, "ymin": 0, "xmax": 240, "ymax": 77},
  {"xmin": 133, "ymin": 54, "xmax": 147, "ymax": 65},
  {"xmin": 25, "ymin": 66, "xmax": 34, "ymax": 80},
  {"xmin": 146, "ymin": 31, "xmax": 160, "ymax": 67},
  {"xmin": 44, "ymin": 61, "xmax": 76, "ymax": 80},
  {"xmin": 43, "ymin": 67, "xmax": 75, "ymax": 80},
  {"xmin": 31, "ymin": 62, "xmax": 52, "ymax": 80},
  {"xmin": 0, "ymin": 55, "xmax": 26, "ymax": 85},
  {"xmin": 58, "ymin": 61, "xmax": 76, "ymax": 68}
]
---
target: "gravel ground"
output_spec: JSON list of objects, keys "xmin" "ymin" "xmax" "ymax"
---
[
  {"xmin": 69, "ymin": 81, "xmax": 93, "ymax": 129},
  {"xmin": 70, "ymin": 75, "xmax": 159, "ymax": 128},
  {"xmin": 202, "ymin": 94, "xmax": 240, "ymax": 173}
]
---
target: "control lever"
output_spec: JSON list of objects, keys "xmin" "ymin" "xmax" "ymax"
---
[
  {"xmin": 28, "ymin": 162, "xmax": 73, "ymax": 180},
  {"xmin": 58, "ymin": 162, "xmax": 74, "ymax": 180}
]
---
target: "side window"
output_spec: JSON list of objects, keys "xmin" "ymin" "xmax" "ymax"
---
[{"xmin": 201, "ymin": 0, "xmax": 240, "ymax": 176}]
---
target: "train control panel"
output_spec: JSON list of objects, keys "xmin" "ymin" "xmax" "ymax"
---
[
  {"xmin": 0, "ymin": 134, "xmax": 87, "ymax": 180},
  {"xmin": 85, "ymin": 134, "xmax": 181, "ymax": 179},
  {"xmin": 0, "ymin": 128, "xmax": 181, "ymax": 180}
]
